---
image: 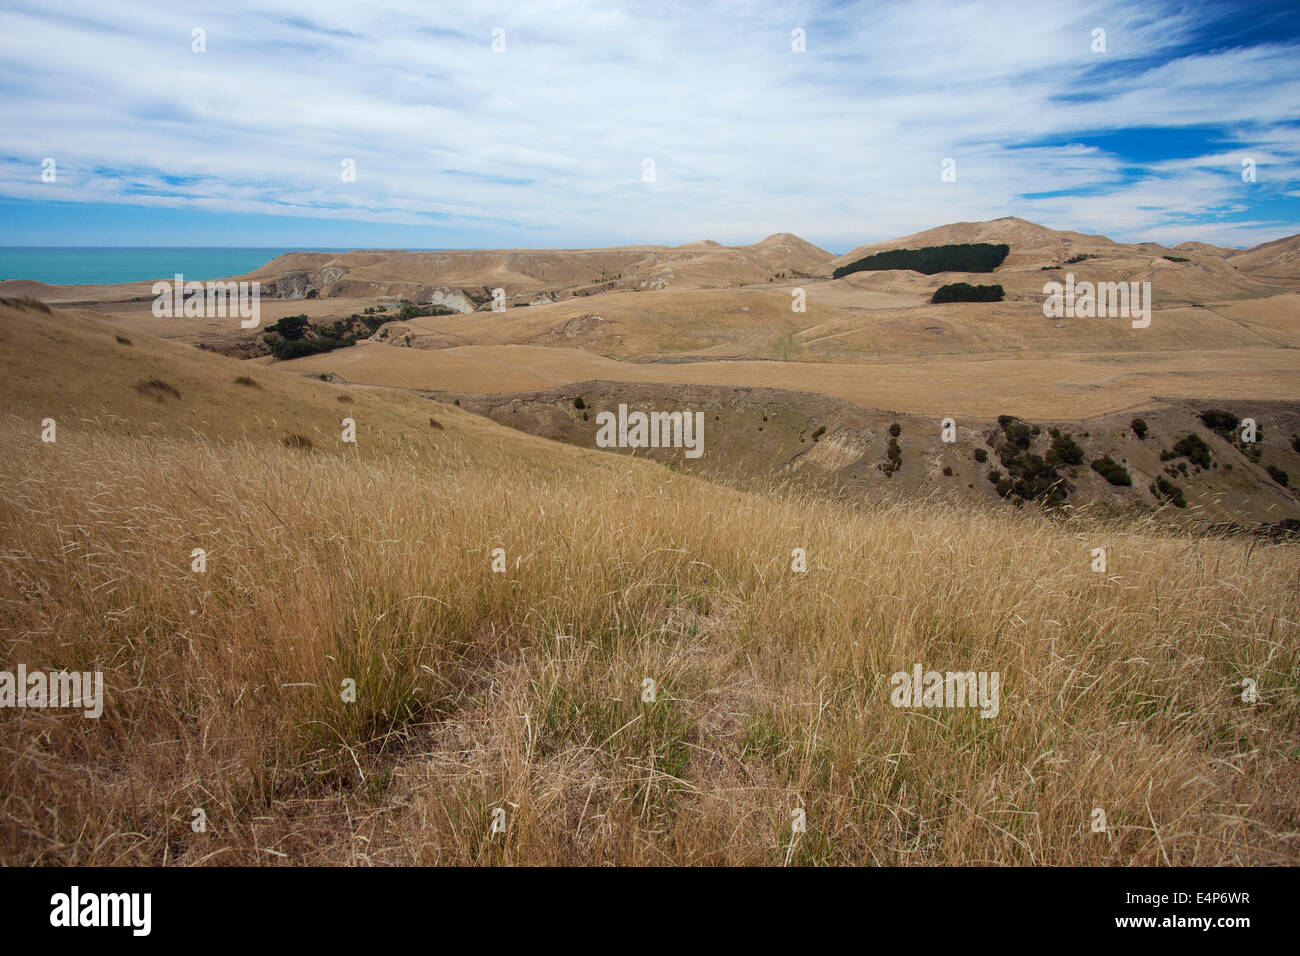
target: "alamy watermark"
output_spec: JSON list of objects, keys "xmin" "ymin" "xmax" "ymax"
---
[
  {"xmin": 152, "ymin": 273, "xmax": 260, "ymax": 328},
  {"xmin": 890, "ymin": 664, "xmax": 1000, "ymax": 718},
  {"xmin": 0, "ymin": 665, "xmax": 103, "ymax": 718},
  {"xmin": 50, "ymin": 886, "xmax": 150, "ymax": 936},
  {"xmin": 1043, "ymin": 273, "xmax": 1150, "ymax": 328},
  {"xmin": 594, "ymin": 404, "xmax": 705, "ymax": 458}
]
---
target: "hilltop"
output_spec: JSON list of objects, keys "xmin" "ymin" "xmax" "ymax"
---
[
  {"xmin": 228, "ymin": 233, "xmax": 833, "ymax": 304},
  {"xmin": 819, "ymin": 217, "xmax": 1110, "ymax": 273},
  {"xmin": 1226, "ymin": 233, "xmax": 1300, "ymax": 279}
]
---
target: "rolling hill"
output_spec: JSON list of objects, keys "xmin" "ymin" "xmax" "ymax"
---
[
  {"xmin": 1228, "ymin": 233, "xmax": 1300, "ymax": 279},
  {"xmin": 2, "ymin": 293, "xmax": 1298, "ymax": 867},
  {"xmin": 233, "ymin": 232, "xmax": 833, "ymax": 304}
]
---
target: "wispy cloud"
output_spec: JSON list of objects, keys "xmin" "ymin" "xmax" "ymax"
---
[{"xmin": 0, "ymin": 0, "xmax": 1297, "ymax": 248}]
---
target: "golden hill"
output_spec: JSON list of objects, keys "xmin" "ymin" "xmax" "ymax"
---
[
  {"xmin": 232, "ymin": 233, "xmax": 832, "ymax": 303},
  {"xmin": 14, "ymin": 218, "xmax": 1296, "ymax": 472},
  {"xmin": 817, "ymin": 217, "xmax": 1297, "ymax": 303},
  {"xmin": 818, "ymin": 216, "xmax": 1121, "ymax": 274},
  {"xmin": 0, "ymin": 297, "xmax": 494, "ymax": 459},
  {"xmin": 1228, "ymin": 233, "xmax": 1300, "ymax": 279},
  {"xmin": 1, "ymin": 295, "xmax": 1298, "ymax": 867}
]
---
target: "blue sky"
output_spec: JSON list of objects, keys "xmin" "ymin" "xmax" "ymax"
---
[{"xmin": 1, "ymin": 0, "xmax": 1298, "ymax": 252}]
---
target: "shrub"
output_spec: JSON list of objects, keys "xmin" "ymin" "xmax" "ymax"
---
[
  {"xmin": 1014, "ymin": 455, "xmax": 1066, "ymax": 506},
  {"xmin": 1172, "ymin": 433, "xmax": 1212, "ymax": 469},
  {"xmin": 987, "ymin": 469, "xmax": 1002, "ymax": 484},
  {"xmin": 1048, "ymin": 433, "xmax": 1084, "ymax": 467},
  {"xmin": 573, "ymin": 396, "xmax": 585, "ymax": 409},
  {"xmin": 1199, "ymin": 409, "xmax": 1239, "ymax": 433},
  {"xmin": 991, "ymin": 441, "xmax": 1071, "ymax": 507},
  {"xmin": 931, "ymin": 282, "xmax": 1005, "ymax": 304},
  {"xmin": 1152, "ymin": 476, "xmax": 1187, "ymax": 508},
  {"xmin": 942, "ymin": 466, "xmax": 953, "ymax": 476},
  {"xmin": 1293, "ymin": 435, "xmax": 1300, "ymax": 454},
  {"xmin": 999, "ymin": 417, "xmax": 1032, "ymax": 450},
  {"xmin": 1091, "ymin": 456, "xmax": 1132, "ymax": 486},
  {"xmin": 811, "ymin": 425, "xmax": 826, "ymax": 441},
  {"xmin": 1267, "ymin": 465, "xmax": 1289, "ymax": 487},
  {"xmin": 266, "ymin": 314, "xmax": 310, "ymax": 341},
  {"xmin": 1163, "ymin": 255, "xmax": 1190, "ymax": 262},
  {"xmin": 429, "ymin": 418, "xmax": 444, "ymax": 430},
  {"xmin": 234, "ymin": 375, "xmax": 260, "ymax": 388},
  {"xmin": 135, "ymin": 378, "xmax": 180, "ymax": 402},
  {"xmin": 880, "ymin": 437, "xmax": 902, "ymax": 474},
  {"xmin": 397, "ymin": 302, "xmax": 456, "ymax": 320},
  {"xmin": 272, "ymin": 338, "xmax": 323, "ymax": 360},
  {"xmin": 1130, "ymin": 418, "xmax": 1148, "ymax": 439},
  {"xmin": 889, "ymin": 422, "xmax": 901, "ymax": 437},
  {"xmin": 1065, "ymin": 253, "xmax": 1096, "ymax": 264},
  {"xmin": 974, "ymin": 448, "xmax": 988, "ymax": 463},
  {"xmin": 832, "ymin": 242, "xmax": 1009, "ymax": 279},
  {"xmin": 282, "ymin": 433, "xmax": 313, "ymax": 450},
  {"xmin": 115, "ymin": 334, "xmax": 132, "ymax": 346},
  {"xmin": 262, "ymin": 313, "xmax": 382, "ymax": 360}
]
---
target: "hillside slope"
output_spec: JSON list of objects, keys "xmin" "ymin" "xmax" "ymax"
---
[
  {"xmin": 439, "ymin": 380, "xmax": 1300, "ymax": 528},
  {"xmin": 819, "ymin": 217, "xmax": 1130, "ymax": 274},
  {"xmin": 817, "ymin": 217, "xmax": 1299, "ymax": 305},
  {"xmin": 1229, "ymin": 233, "xmax": 1300, "ymax": 279},
  {"xmin": 1, "ymin": 296, "xmax": 1297, "ymax": 867},
  {"xmin": 0, "ymin": 297, "xmax": 507, "ymax": 460},
  {"xmin": 234, "ymin": 233, "xmax": 832, "ymax": 303}
]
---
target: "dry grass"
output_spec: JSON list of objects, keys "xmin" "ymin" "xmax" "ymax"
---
[
  {"xmin": 2, "ymin": 421, "xmax": 1296, "ymax": 866},
  {"xmin": 280, "ymin": 339, "xmax": 1300, "ymax": 421},
  {"xmin": 1, "ymin": 300, "xmax": 1296, "ymax": 866},
  {"xmin": 136, "ymin": 377, "xmax": 181, "ymax": 402},
  {"xmin": 381, "ymin": 280, "xmax": 1300, "ymax": 360}
]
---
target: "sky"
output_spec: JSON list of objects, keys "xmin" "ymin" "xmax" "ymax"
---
[{"xmin": 0, "ymin": 0, "xmax": 1298, "ymax": 253}]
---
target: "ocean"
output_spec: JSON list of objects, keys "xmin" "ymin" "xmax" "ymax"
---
[{"xmin": 0, "ymin": 248, "xmax": 353, "ymax": 286}]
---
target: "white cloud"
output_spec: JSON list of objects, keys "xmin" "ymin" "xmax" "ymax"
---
[{"xmin": 0, "ymin": 0, "xmax": 1297, "ymax": 248}]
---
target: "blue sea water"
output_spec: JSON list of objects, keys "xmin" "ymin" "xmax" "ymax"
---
[{"xmin": 0, "ymin": 248, "xmax": 354, "ymax": 286}]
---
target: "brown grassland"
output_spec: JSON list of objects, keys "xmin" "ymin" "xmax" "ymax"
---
[{"xmin": 1, "ymin": 300, "xmax": 1298, "ymax": 865}]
